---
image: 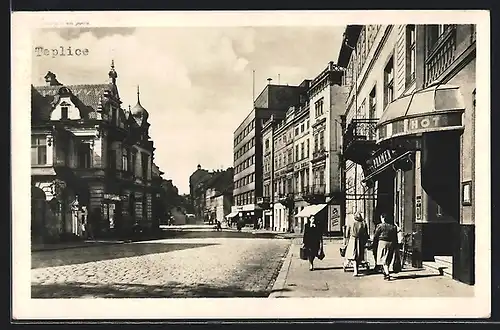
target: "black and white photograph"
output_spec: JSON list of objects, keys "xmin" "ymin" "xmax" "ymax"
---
[{"xmin": 11, "ymin": 10, "xmax": 490, "ymax": 319}]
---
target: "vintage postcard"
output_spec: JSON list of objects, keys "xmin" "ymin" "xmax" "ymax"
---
[{"xmin": 11, "ymin": 10, "xmax": 491, "ymax": 320}]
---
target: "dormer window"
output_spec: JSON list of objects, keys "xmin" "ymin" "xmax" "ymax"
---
[{"xmin": 61, "ymin": 106, "xmax": 69, "ymax": 120}]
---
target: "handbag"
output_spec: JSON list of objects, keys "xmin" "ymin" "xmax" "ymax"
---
[
  {"xmin": 339, "ymin": 245, "xmax": 346, "ymax": 257},
  {"xmin": 317, "ymin": 246, "xmax": 325, "ymax": 260},
  {"xmin": 299, "ymin": 246, "xmax": 308, "ymax": 260}
]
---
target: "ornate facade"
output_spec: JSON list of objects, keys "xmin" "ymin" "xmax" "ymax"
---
[{"xmin": 31, "ymin": 62, "xmax": 161, "ymax": 242}]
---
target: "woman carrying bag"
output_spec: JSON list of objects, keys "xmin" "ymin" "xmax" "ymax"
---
[
  {"xmin": 344, "ymin": 213, "xmax": 369, "ymax": 277},
  {"xmin": 301, "ymin": 215, "xmax": 324, "ymax": 271}
]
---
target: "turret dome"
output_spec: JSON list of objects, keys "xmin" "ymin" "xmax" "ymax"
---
[{"xmin": 131, "ymin": 85, "xmax": 149, "ymax": 125}]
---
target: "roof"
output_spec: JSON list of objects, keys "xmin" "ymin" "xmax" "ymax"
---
[{"xmin": 31, "ymin": 83, "xmax": 116, "ymax": 121}]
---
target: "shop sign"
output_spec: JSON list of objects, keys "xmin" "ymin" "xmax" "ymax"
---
[
  {"xmin": 103, "ymin": 193, "xmax": 126, "ymax": 201},
  {"xmin": 364, "ymin": 149, "xmax": 399, "ymax": 178},
  {"xmin": 378, "ymin": 112, "xmax": 463, "ymax": 142},
  {"xmin": 329, "ymin": 205, "xmax": 341, "ymax": 232},
  {"xmin": 415, "ymin": 196, "xmax": 422, "ymax": 221}
]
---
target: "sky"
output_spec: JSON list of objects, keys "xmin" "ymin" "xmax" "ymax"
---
[{"xmin": 32, "ymin": 26, "xmax": 345, "ymax": 194}]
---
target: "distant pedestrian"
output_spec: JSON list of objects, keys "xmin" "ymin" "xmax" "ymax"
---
[
  {"xmin": 373, "ymin": 213, "xmax": 399, "ymax": 280},
  {"xmin": 302, "ymin": 215, "xmax": 323, "ymax": 271},
  {"xmin": 344, "ymin": 212, "xmax": 369, "ymax": 277}
]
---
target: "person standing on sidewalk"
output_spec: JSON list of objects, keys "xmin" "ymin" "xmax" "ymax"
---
[
  {"xmin": 302, "ymin": 215, "xmax": 323, "ymax": 271},
  {"xmin": 373, "ymin": 213, "xmax": 398, "ymax": 280},
  {"xmin": 344, "ymin": 213, "xmax": 369, "ymax": 277}
]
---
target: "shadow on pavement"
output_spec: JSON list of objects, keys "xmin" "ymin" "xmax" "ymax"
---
[
  {"xmin": 31, "ymin": 281, "xmax": 270, "ymax": 298},
  {"xmin": 160, "ymin": 230, "xmax": 280, "ymax": 240},
  {"xmin": 32, "ymin": 243, "xmax": 218, "ymax": 269},
  {"xmin": 313, "ymin": 266, "xmax": 344, "ymax": 271},
  {"xmin": 391, "ymin": 273, "xmax": 443, "ymax": 280}
]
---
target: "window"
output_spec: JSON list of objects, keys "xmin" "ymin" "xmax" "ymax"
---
[
  {"xmin": 406, "ymin": 25, "xmax": 416, "ymax": 85},
  {"xmin": 31, "ymin": 136, "xmax": 47, "ymax": 165},
  {"xmin": 319, "ymin": 131, "xmax": 325, "ymax": 150},
  {"xmin": 301, "ymin": 123, "xmax": 305, "ymax": 133},
  {"xmin": 369, "ymin": 86, "xmax": 377, "ymax": 119},
  {"xmin": 314, "ymin": 134, "xmax": 318, "ymax": 152},
  {"xmin": 295, "ymin": 145, "xmax": 299, "ymax": 161},
  {"xmin": 122, "ymin": 150, "xmax": 128, "ymax": 171},
  {"xmin": 384, "ymin": 56, "xmax": 394, "ymax": 108},
  {"xmin": 78, "ymin": 142, "xmax": 92, "ymax": 168},
  {"xmin": 315, "ymin": 98, "xmax": 324, "ymax": 117},
  {"xmin": 295, "ymin": 127, "xmax": 299, "ymax": 135},
  {"xmin": 108, "ymin": 149, "xmax": 117, "ymax": 170},
  {"xmin": 301, "ymin": 142, "xmax": 304, "ymax": 159},
  {"xmin": 306, "ymin": 139, "xmax": 310, "ymax": 157},
  {"xmin": 141, "ymin": 153, "xmax": 149, "ymax": 179},
  {"xmin": 306, "ymin": 120, "xmax": 309, "ymax": 129},
  {"xmin": 131, "ymin": 150, "xmax": 137, "ymax": 175},
  {"xmin": 426, "ymin": 24, "xmax": 453, "ymax": 52},
  {"xmin": 265, "ymin": 139, "xmax": 269, "ymax": 150},
  {"xmin": 61, "ymin": 107, "xmax": 69, "ymax": 120}
]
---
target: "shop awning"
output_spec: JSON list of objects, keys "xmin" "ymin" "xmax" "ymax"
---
[
  {"xmin": 225, "ymin": 212, "xmax": 239, "ymax": 219},
  {"xmin": 295, "ymin": 204, "xmax": 327, "ymax": 218},
  {"xmin": 376, "ymin": 84, "xmax": 465, "ymax": 143},
  {"xmin": 362, "ymin": 151, "xmax": 412, "ymax": 183}
]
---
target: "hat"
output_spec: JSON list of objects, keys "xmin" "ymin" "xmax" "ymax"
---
[{"xmin": 354, "ymin": 213, "xmax": 363, "ymax": 221}]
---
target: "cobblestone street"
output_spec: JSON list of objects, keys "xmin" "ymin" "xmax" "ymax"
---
[{"xmin": 31, "ymin": 237, "xmax": 290, "ymax": 298}]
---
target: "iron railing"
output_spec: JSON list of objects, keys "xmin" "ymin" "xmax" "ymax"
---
[
  {"xmin": 425, "ymin": 26, "xmax": 457, "ymax": 86},
  {"xmin": 343, "ymin": 118, "xmax": 378, "ymax": 151}
]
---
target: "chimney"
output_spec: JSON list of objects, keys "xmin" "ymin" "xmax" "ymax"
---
[{"xmin": 44, "ymin": 71, "xmax": 61, "ymax": 86}]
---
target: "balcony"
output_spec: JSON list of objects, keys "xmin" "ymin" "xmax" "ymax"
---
[
  {"xmin": 342, "ymin": 118, "xmax": 378, "ymax": 164},
  {"xmin": 311, "ymin": 148, "xmax": 327, "ymax": 163},
  {"xmin": 256, "ymin": 196, "xmax": 271, "ymax": 209},
  {"xmin": 303, "ymin": 184, "xmax": 327, "ymax": 204},
  {"xmin": 278, "ymin": 193, "xmax": 294, "ymax": 208},
  {"xmin": 425, "ymin": 26, "xmax": 457, "ymax": 86},
  {"xmin": 294, "ymin": 186, "xmax": 310, "ymax": 200}
]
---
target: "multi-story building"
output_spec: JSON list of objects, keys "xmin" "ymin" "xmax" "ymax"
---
[
  {"xmin": 339, "ymin": 24, "xmax": 476, "ymax": 285},
  {"xmin": 272, "ymin": 106, "xmax": 297, "ymax": 232},
  {"xmin": 189, "ymin": 164, "xmax": 212, "ymax": 223},
  {"xmin": 291, "ymin": 84, "xmax": 312, "ymax": 233},
  {"xmin": 296, "ymin": 62, "xmax": 348, "ymax": 235},
  {"xmin": 31, "ymin": 63, "xmax": 158, "ymax": 242},
  {"xmin": 232, "ymin": 84, "xmax": 303, "ymax": 227},
  {"xmin": 260, "ymin": 114, "xmax": 281, "ymax": 230}
]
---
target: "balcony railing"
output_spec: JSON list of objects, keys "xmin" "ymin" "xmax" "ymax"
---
[
  {"xmin": 342, "ymin": 118, "xmax": 378, "ymax": 164},
  {"xmin": 425, "ymin": 26, "xmax": 457, "ymax": 86},
  {"xmin": 311, "ymin": 148, "xmax": 327, "ymax": 162},
  {"xmin": 302, "ymin": 184, "xmax": 327, "ymax": 204}
]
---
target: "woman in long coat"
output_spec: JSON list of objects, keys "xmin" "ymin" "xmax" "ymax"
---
[
  {"xmin": 344, "ymin": 213, "xmax": 369, "ymax": 276},
  {"xmin": 302, "ymin": 215, "xmax": 323, "ymax": 271},
  {"xmin": 373, "ymin": 213, "xmax": 398, "ymax": 280}
]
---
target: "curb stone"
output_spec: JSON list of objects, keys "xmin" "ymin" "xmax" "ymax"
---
[{"xmin": 268, "ymin": 241, "xmax": 294, "ymax": 298}]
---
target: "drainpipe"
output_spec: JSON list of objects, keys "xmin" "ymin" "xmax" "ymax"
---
[{"xmin": 340, "ymin": 115, "xmax": 347, "ymax": 235}]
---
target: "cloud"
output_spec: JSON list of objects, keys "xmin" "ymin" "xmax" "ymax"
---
[{"xmin": 31, "ymin": 26, "xmax": 345, "ymax": 193}]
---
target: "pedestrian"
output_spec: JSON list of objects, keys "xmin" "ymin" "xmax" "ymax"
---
[
  {"xmin": 344, "ymin": 212, "xmax": 369, "ymax": 277},
  {"xmin": 373, "ymin": 212, "xmax": 399, "ymax": 280},
  {"xmin": 301, "ymin": 215, "xmax": 323, "ymax": 271}
]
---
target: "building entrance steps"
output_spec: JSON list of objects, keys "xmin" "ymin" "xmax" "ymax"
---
[{"xmin": 269, "ymin": 239, "xmax": 474, "ymax": 298}]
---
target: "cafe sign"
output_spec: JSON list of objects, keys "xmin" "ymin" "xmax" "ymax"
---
[{"xmin": 377, "ymin": 112, "xmax": 463, "ymax": 143}]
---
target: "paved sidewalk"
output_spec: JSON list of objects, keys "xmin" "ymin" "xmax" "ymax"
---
[{"xmin": 269, "ymin": 239, "xmax": 474, "ymax": 298}]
